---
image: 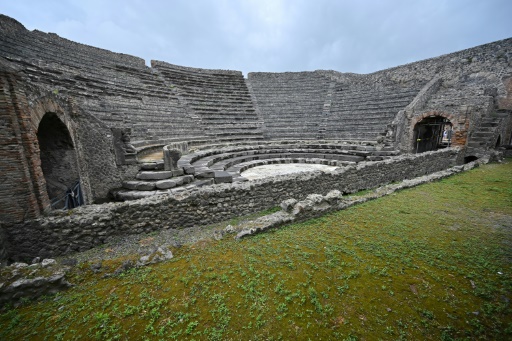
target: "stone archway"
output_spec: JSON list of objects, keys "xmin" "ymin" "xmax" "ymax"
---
[
  {"xmin": 36, "ymin": 112, "xmax": 81, "ymax": 209},
  {"xmin": 412, "ymin": 115, "xmax": 453, "ymax": 153}
]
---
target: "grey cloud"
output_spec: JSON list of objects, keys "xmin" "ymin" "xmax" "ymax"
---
[{"xmin": 2, "ymin": 0, "xmax": 511, "ymax": 75}]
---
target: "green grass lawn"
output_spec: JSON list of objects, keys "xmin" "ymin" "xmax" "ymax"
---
[{"xmin": 2, "ymin": 159, "xmax": 511, "ymax": 340}]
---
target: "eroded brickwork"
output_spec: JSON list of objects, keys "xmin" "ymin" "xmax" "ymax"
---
[{"xmin": 0, "ymin": 70, "xmax": 49, "ymax": 223}]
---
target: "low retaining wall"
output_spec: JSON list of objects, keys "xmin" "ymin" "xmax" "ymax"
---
[{"xmin": 3, "ymin": 148, "xmax": 460, "ymax": 261}]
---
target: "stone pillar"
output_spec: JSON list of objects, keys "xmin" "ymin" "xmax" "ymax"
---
[
  {"xmin": 112, "ymin": 128, "xmax": 137, "ymax": 165},
  {"xmin": 164, "ymin": 148, "xmax": 182, "ymax": 171}
]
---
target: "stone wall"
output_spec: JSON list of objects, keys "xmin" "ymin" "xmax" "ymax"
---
[
  {"xmin": 72, "ymin": 103, "xmax": 139, "ymax": 203},
  {"xmin": 4, "ymin": 148, "xmax": 459, "ymax": 261},
  {"xmin": 250, "ymin": 38, "xmax": 512, "ymax": 144}
]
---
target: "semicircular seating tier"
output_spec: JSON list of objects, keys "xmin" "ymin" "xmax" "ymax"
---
[{"xmin": 112, "ymin": 140, "xmax": 399, "ymax": 201}]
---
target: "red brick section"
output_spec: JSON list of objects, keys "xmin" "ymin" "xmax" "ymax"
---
[
  {"xmin": 0, "ymin": 71, "xmax": 50, "ymax": 223},
  {"xmin": 411, "ymin": 111, "xmax": 469, "ymax": 148}
]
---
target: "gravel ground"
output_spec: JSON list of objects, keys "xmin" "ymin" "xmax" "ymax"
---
[{"xmin": 241, "ymin": 163, "xmax": 337, "ymax": 180}]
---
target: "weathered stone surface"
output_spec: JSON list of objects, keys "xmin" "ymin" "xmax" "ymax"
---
[
  {"xmin": 140, "ymin": 162, "xmax": 164, "ymax": 171},
  {"xmin": 280, "ymin": 199, "xmax": 297, "ymax": 213},
  {"xmin": 0, "ymin": 263, "xmax": 73, "ymax": 308},
  {"xmin": 214, "ymin": 171, "xmax": 233, "ymax": 184},
  {"xmin": 172, "ymin": 169, "xmax": 184, "ymax": 177},
  {"xmin": 164, "ymin": 148, "xmax": 182, "ymax": 171},
  {"xmin": 136, "ymin": 171, "xmax": 174, "ymax": 180},
  {"xmin": 155, "ymin": 179, "xmax": 177, "ymax": 189},
  {"xmin": 136, "ymin": 245, "xmax": 173, "ymax": 266},
  {"xmin": 183, "ymin": 165, "xmax": 195, "ymax": 175},
  {"xmin": 41, "ymin": 259, "xmax": 56, "ymax": 267},
  {"xmin": 123, "ymin": 181, "xmax": 156, "ymax": 191},
  {"xmin": 195, "ymin": 168, "xmax": 215, "ymax": 178}
]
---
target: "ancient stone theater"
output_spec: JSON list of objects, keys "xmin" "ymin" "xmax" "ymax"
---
[{"xmin": 0, "ymin": 14, "xmax": 511, "ymax": 262}]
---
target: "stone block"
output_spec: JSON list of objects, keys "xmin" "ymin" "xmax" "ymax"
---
[
  {"xmin": 214, "ymin": 171, "xmax": 233, "ymax": 184},
  {"xmin": 195, "ymin": 168, "xmax": 215, "ymax": 179},
  {"xmin": 183, "ymin": 165, "xmax": 195, "ymax": 174},
  {"xmin": 122, "ymin": 181, "xmax": 156, "ymax": 190},
  {"xmin": 136, "ymin": 171, "xmax": 173, "ymax": 180},
  {"xmin": 155, "ymin": 179, "xmax": 177, "ymax": 189},
  {"xmin": 172, "ymin": 169, "xmax": 184, "ymax": 177}
]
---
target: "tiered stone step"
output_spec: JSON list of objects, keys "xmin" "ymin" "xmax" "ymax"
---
[
  {"xmin": 179, "ymin": 141, "xmax": 398, "ymax": 181},
  {"xmin": 326, "ymin": 87, "xmax": 421, "ymax": 140},
  {"xmin": 248, "ymin": 71, "xmax": 331, "ymax": 140},
  {"xmin": 152, "ymin": 61, "xmax": 264, "ymax": 142},
  {"xmin": 112, "ymin": 140, "xmax": 400, "ymax": 201},
  {"xmin": 0, "ymin": 28, "xmax": 205, "ymax": 141}
]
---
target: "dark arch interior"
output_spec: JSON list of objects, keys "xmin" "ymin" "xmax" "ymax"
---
[
  {"xmin": 37, "ymin": 113, "xmax": 81, "ymax": 209},
  {"xmin": 413, "ymin": 116, "xmax": 453, "ymax": 153},
  {"xmin": 464, "ymin": 155, "xmax": 479, "ymax": 163}
]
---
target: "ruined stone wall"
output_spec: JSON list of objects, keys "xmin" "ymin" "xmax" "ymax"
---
[
  {"xmin": 332, "ymin": 38, "xmax": 512, "ymax": 96},
  {"xmin": 4, "ymin": 148, "xmax": 459, "ymax": 261},
  {"xmin": 0, "ymin": 62, "xmax": 133, "ymax": 224}
]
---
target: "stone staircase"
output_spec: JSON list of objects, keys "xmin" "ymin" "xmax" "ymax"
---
[
  {"xmin": 113, "ymin": 160, "xmax": 201, "ymax": 201},
  {"xmin": 317, "ymin": 82, "xmax": 336, "ymax": 139},
  {"xmin": 467, "ymin": 113, "xmax": 508, "ymax": 151}
]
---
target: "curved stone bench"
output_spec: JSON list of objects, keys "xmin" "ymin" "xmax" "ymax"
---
[
  {"xmin": 225, "ymin": 157, "xmax": 346, "ymax": 179},
  {"xmin": 113, "ymin": 139, "xmax": 399, "ymax": 201}
]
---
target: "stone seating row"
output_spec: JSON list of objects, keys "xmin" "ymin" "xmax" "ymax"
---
[
  {"xmin": 179, "ymin": 142, "xmax": 396, "ymax": 173},
  {"xmin": 1, "ymin": 31, "xmax": 143, "ymax": 69},
  {"xmin": 113, "ymin": 139, "xmax": 399, "ymax": 201},
  {"xmin": 155, "ymin": 71, "xmax": 264, "ymax": 140},
  {"xmin": 248, "ymin": 73, "xmax": 331, "ymax": 141},
  {"xmin": 224, "ymin": 157, "xmax": 350, "ymax": 180}
]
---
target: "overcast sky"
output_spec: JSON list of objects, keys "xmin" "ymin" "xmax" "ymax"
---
[{"xmin": 2, "ymin": 0, "xmax": 511, "ymax": 75}]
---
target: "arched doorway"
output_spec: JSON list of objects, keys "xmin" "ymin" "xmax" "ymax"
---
[
  {"xmin": 37, "ymin": 113, "xmax": 82, "ymax": 209},
  {"xmin": 413, "ymin": 116, "xmax": 453, "ymax": 153}
]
